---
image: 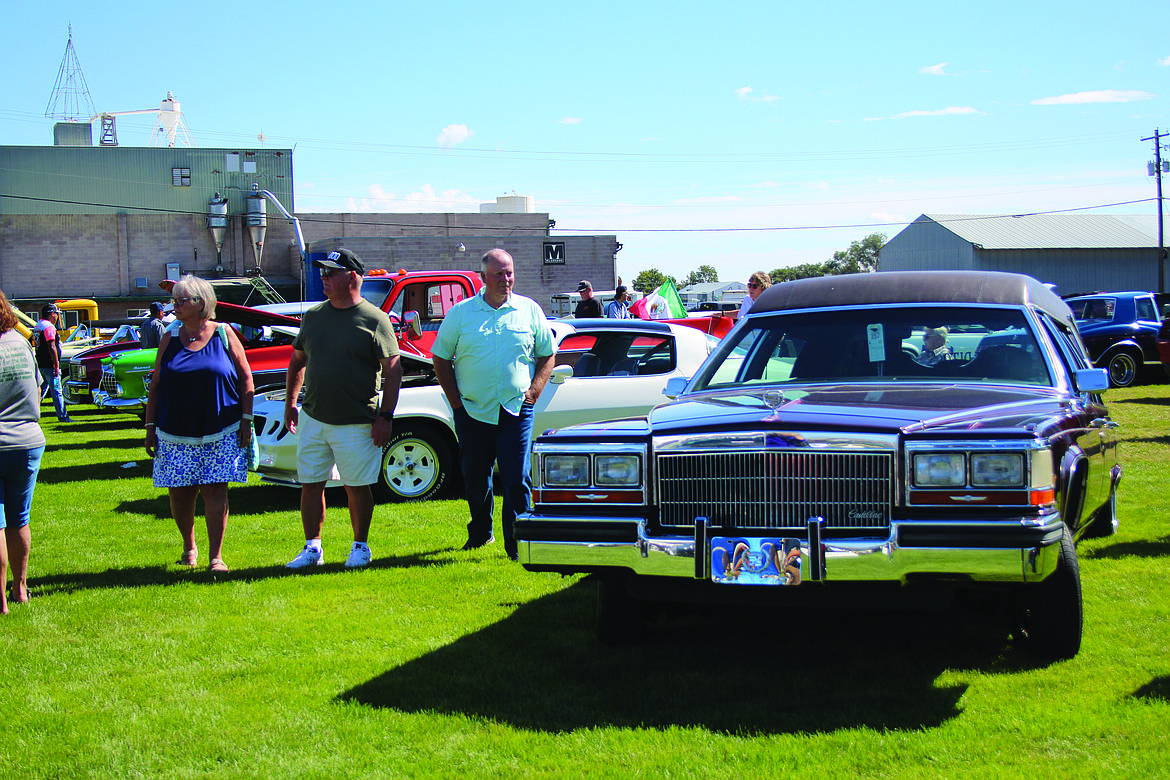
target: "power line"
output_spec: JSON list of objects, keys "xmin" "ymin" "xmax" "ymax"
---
[{"xmin": 3, "ymin": 192, "xmax": 1154, "ymax": 234}]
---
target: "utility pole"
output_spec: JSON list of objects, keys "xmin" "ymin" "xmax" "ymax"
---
[{"xmin": 1143, "ymin": 129, "xmax": 1167, "ymax": 293}]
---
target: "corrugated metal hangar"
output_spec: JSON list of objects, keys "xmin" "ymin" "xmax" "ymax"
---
[{"xmin": 880, "ymin": 213, "xmax": 1166, "ymax": 296}]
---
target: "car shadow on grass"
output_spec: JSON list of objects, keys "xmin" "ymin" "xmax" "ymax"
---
[
  {"xmin": 1082, "ymin": 534, "xmax": 1170, "ymax": 561},
  {"xmin": 336, "ymin": 580, "xmax": 1056, "ymax": 735}
]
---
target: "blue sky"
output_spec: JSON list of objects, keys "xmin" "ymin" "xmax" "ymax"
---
[{"xmin": 3, "ymin": 0, "xmax": 1167, "ymax": 285}]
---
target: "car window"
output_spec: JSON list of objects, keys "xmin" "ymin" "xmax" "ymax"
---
[
  {"xmin": 691, "ymin": 307, "xmax": 1050, "ymax": 390},
  {"xmin": 1135, "ymin": 296, "xmax": 1158, "ymax": 322},
  {"xmin": 1069, "ymin": 298, "xmax": 1114, "ymax": 321},
  {"xmin": 558, "ymin": 332, "xmax": 677, "ymax": 377}
]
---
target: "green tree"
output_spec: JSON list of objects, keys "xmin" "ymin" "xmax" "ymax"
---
[
  {"xmin": 680, "ymin": 264, "xmax": 719, "ymax": 288},
  {"xmin": 632, "ymin": 269, "xmax": 676, "ymax": 293},
  {"xmin": 770, "ymin": 262, "xmax": 830, "ymax": 283},
  {"xmin": 826, "ymin": 233, "xmax": 886, "ymax": 275}
]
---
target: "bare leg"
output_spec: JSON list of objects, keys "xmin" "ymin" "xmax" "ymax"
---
[
  {"xmin": 5, "ymin": 524, "xmax": 31, "ymax": 603},
  {"xmin": 345, "ymin": 485, "xmax": 374, "ymax": 544},
  {"xmin": 169, "ymin": 485, "xmax": 199, "ymax": 564},
  {"xmin": 300, "ymin": 481, "xmax": 327, "ymax": 541},
  {"xmin": 200, "ymin": 483, "xmax": 229, "ymax": 562}
]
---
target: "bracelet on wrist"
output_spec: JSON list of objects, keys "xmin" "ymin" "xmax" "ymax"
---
[
  {"xmin": 145, "ymin": 423, "xmax": 155, "ymax": 428},
  {"xmin": 241, "ymin": 413, "xmax": 254, "ymax": 420}
]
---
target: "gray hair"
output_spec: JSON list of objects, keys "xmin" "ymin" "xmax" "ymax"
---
[
  {"xmin": 172, "ymin": 274, "xmax": 217, "ymax": 320},
  {"xmin": 481, "ymin": 248, "xmax": 512, "ymax": 270}
]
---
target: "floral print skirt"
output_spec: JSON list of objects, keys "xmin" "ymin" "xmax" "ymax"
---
[{"xmin": 153, "ymin": 429, "xmax": 247, "ymax": 487}]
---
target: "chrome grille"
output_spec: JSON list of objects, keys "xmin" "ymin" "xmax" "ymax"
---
[
  {"xmin": 98, "ymin": 370, "xmax": 119, "ymax": 395},
  {"xmin": 656, "ymin": 450, "xmax": 893, "ymax": 530}
]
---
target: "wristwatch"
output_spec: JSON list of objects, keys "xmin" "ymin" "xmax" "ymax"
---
[{"xmin": 378, "ymin": 411, "xmax": 394, "ymax": 422}]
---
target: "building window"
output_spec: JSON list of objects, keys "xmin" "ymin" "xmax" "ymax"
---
[{"xmin": 172, "ymin": 168, "xmax": 191, "ymax": 187}]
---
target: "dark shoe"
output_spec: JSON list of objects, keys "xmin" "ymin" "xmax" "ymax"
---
[
  {"xmin": 505, "ymin": 540, "xmax": 519, "ymax": 562},
  {"xmin": 58, "ymin": 417, "xmax": 73, "ymax": 423},
  {"xmin": 462, "ymin": 534, "xmax": 495, "ymax": 551}
]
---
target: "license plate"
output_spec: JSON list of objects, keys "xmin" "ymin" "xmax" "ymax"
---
[{"xmin": 711, "ymin": 536, "xmax": 803, "ymax": 585}]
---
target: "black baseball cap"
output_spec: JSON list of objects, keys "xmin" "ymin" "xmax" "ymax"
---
[
  {"xmin": 576, "ymin": 280, "xmax": 592, "ymax": 292},
  {"xmin": 314, "ymin": 248, "xmax": 365, "ymax": 273},
  {"xmin": 41, "ymin": 303, "xmax": 59, "ymax": 316}
]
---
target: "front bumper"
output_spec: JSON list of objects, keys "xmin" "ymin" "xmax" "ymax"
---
[
  {"xmin": 515, "ymin": 514, "xmax": 1066, "ymax": 585},
  {"xmin": 92, "ymin": 389, "xmax": 145, "ymax": 410},
  {"xmin": 64, "ymin": 379, "xmax": 89, "ymax": 404}
]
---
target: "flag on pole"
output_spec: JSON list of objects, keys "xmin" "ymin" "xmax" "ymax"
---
[{"xmin": 630, "ymin": 279, "xmax": 687, "ymax": 320}]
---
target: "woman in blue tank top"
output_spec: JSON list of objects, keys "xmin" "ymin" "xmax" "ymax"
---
[{"xmin": 143, "ymin": 276, "xmax": 254, "ymax": 572}]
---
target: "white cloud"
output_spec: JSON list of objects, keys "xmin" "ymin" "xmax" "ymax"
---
[
  {"xmin": 346, "ymin": 183, "xmax": 478, "ymax": 213},
  {"xmin": 891, "ymin": 106, "xmax": 980, "ymax": 119},
  {"xmin": 1031, "ymin": 89, "xmax": 1155, "ymax": 105},
  {"xmin": 436, "ymin": 123, "xmax": 473, "ymax": 148},
  {"xmin": 919, "ymin": 62, "xmax": 950, "ymax": 76},
  {"xmin": 735, "ymin": 86, "xmax": 780, "ymax": 103},
  {"xmin": 559, "ymin": 117, "xmax": 582, "ymax": 125},
  {"xmin": 752, "ymin": 181, "xmax": 779, "ymax": 188},
  {"xmin": 1158, "ymin": 56, "xmax": 1170, "ymax": 66}
]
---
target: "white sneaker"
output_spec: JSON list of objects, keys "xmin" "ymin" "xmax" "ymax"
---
[
  {"xmin": 286, "ymin": 544, "xmax": 324, "ymax": 569},
  {"xmin": 344, "ymin": 544, "xmax": 372, "ymax": 568}
]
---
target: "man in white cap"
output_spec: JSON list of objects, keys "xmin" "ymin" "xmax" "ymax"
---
[{"xmin": 573, "ymin": 280, "xmax": 602, "ymax": 318}]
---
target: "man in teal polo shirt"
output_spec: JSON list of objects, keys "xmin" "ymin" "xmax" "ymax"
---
[{"xmin": 433, "ymin": 248, "xmax": 555, "ymax": 560}]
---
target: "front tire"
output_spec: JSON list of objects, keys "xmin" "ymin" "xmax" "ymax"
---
[
  {"xmin": 1104, "ymin": 350, "xmax": 1139, "ymax": 388},
  {"xmin": 1016, "ymin": 526, "xmax": 1083, "ymax": 660},
  {"xmin": 372, "ymin": 423, "xmax": 454, "ymax": 503}
]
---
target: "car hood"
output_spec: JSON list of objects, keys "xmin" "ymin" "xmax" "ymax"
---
[{"xmin": 541, "ymin": 383, "xmax": 1071, "ymax": 439}]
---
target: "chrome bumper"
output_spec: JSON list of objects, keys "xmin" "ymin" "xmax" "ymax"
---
[
  {"xmin": 63, "ymin": 379, "xmax": 89, "ymax": 404},
  {"xmin": 92, "ymin": 389, "xmax": 145, "ymax": 409},
  {"xmin": 516, "ymin": 515, "xmax": 1065, "ymax": 584}
]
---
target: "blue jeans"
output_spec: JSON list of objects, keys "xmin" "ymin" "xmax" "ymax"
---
[
  {"xmin": 452, "ymin": 402, "xmax": 535, "ymax": 553},
  {"xmin": 0, "ymin": 446, "xmax": 44, "ymax": 530},
  {"xmin": 39, "ymin": 368, "xmax": 69, "ymax": 420}
]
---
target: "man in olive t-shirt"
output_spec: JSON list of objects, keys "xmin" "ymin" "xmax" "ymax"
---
[{"xmin": 283, "ymin": 248, "xmax": 402, "ymax": 569}]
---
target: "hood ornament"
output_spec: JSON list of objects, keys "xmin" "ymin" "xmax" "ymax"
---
[{"xmin": 763, "ymin": 389, "xmax": 785, "ymax": 410}]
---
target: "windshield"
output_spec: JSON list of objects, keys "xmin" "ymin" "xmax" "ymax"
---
[{"xmin": 690, "ymin": 306, "xmax": 1051, "ymax": 390}]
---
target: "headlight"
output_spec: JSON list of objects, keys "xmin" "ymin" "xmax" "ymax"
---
[
  {"xmin": 544, "ymin": 455, "xmax": 590, "ymax": 487},
  {"xmin": 971, "ymin": 453, "xmax": 1024, "ymax": 486},
  {"xmin": 595, "ymin": 455, "xmax": 641, "ymax": 486},
  {"xmin": 913, "ymin": 453, "xmax": 965, "ymax": 486}
]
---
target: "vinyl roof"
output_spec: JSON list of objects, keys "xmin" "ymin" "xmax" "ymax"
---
[
  {"xmin": 919, "ymin": 213, "xmax": 1159, "ymax": 250},
  {"xmin": 755, "ymin": 270, "xmax": 1073, "ymax": 323}
]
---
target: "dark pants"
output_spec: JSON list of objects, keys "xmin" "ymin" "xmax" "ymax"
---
[{"xmin": 452, "ymin": 402, "xmax": 535, "ymax": 554}]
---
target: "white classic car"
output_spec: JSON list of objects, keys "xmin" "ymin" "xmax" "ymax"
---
[{"xmin": 253, "ymin": 319, "xmax": 722, "ymax": 502}]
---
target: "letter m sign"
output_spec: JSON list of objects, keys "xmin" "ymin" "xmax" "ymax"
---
[{"xmin": 543, "ymin": 242, "xmax": 566, "ymax": 265}]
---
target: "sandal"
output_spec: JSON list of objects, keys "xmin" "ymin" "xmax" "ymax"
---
[
  {"xmin": 178, "ymin": 549, "xmax": 198, "ymax": 568},
  {"xmin": 209, "ymin": 558, "xmax": 228, "ymax": 572}
]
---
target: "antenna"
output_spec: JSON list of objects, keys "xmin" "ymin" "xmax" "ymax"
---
[{"xmin": 45, "ymin": 24, "xmax": 96, "ymax": 121}]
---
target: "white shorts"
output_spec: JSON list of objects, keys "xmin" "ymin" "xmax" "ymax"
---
[{"xmin": 296, "ymin": 410, "xmax": 382, "ymax": 486}]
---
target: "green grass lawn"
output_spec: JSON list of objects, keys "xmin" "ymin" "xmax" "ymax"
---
[{"xmin": 3, "ymin": 382, "xmax": 1168, "ymax": 779}]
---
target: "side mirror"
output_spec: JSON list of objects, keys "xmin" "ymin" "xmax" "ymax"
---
[
  {"xmin": 402, "ymin": 311, "xmax": 422, "ymax": 339},
  {"xmin": 663, "ymin": 376, "xmax": 689, "ymax": 399},
  {"xmin": 1073, "ymin": 367, "xmax": 1109, "ymax": 393},
  {"xmin": 549, "ymin": 364, "xmax": 573, "ymax": 385}
]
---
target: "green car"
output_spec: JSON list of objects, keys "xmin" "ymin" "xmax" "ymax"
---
[{"xmin": 93, "ymin": 347, "xmax": 158, "ymax": 412}]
